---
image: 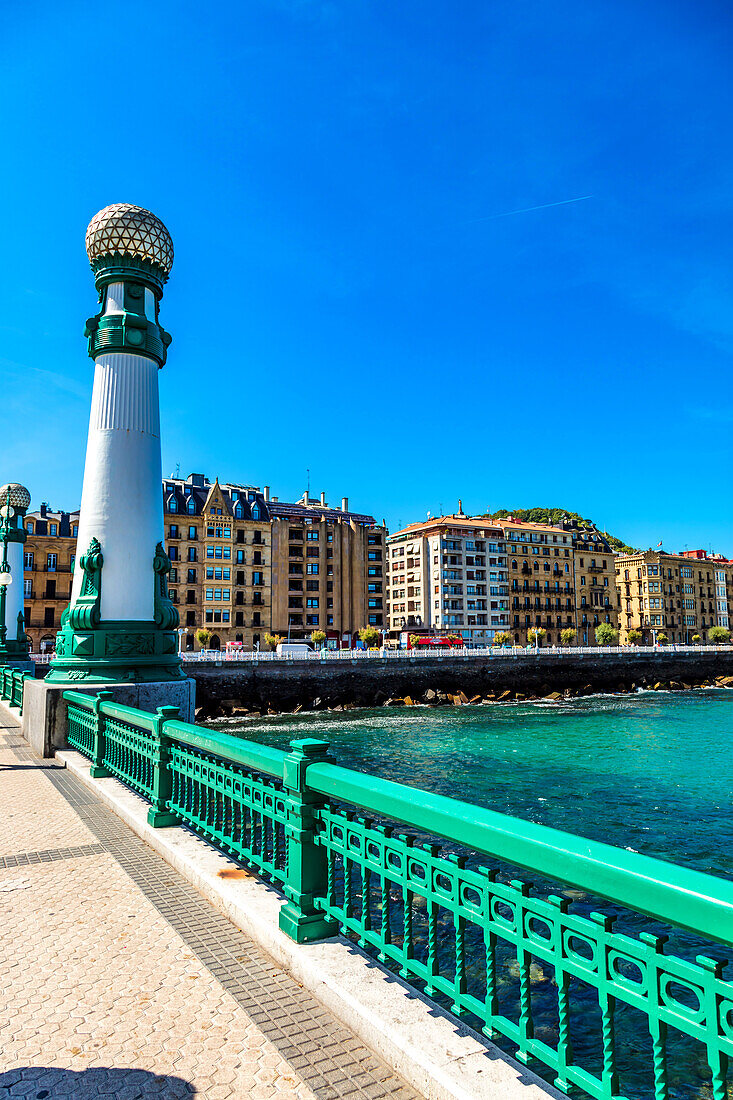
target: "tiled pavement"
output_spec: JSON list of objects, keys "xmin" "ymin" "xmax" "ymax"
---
[{"xmin": 0, "ymin": 716, "xmax": 421, "ymax": 1100}]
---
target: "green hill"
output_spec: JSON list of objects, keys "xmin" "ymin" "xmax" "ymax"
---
[{"xmin": 489, "ymin": 507, "xmax": 638, "ymax": 554}]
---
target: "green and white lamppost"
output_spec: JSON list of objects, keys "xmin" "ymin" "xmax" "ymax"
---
[
  {"xmin": 46, "ymin": 204, "xmax": 184, "ymax": 685},
  {"xmin": 0, "ymin": 483, "xmax": 32, "ymax": 668}
]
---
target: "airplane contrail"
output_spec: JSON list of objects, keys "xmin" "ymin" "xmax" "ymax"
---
[{"xmin": 470, "ymin": 194, "xmax": 593, "ymax": 223}]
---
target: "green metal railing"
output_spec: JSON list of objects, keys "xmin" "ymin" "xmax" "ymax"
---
[
  {"xmin": 0, "ymin": 667, "xmax": 30, "ymax": 714},
  {"xmin": 63, "ymin": 690, "xmax": 733, "ymax": 1100}
]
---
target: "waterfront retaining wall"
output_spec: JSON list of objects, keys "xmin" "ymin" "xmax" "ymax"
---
[{"xmin": 189, "ymin": 651, "xmax": 733, "ymax": 715}]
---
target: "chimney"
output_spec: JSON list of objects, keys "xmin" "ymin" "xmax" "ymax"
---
[
  {"xmin": 320, "ymin": 491, "xmax": 326, "ymax": 506},
  {"xmin": 341, "ymin": 497, "xmax": 348, "ymax": 512},
  {"xmin": 303, "ymin": 490, "xmax": 310, "ymax": 506},
  {"xmin": 263, "ymin": 485, "xmax": 270, "ymax": 501},
  {"xmin": 272, "ymin": 496, "xmax": 279, "ymax": 502}
]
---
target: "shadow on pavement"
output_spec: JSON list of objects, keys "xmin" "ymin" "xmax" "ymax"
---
[{"xmin": 0, "ymin": 1066, "xmax": 195, "ymax": 1098}]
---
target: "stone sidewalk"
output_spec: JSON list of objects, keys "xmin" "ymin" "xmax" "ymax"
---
[{"xmin": 0, "ymin": 714, "xmax": 420, "ymax": 1100}]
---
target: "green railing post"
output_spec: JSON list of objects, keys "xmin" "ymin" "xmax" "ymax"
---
[
  {"xmin": 147, "ymin": 705, "xmax": 180, "ymax": 828},
  {"xmin": 279, "ymin": 738, "xmax": 338, "ymax": 944},
  {"xmin": 90, "ymin": 691, "xmax": 114, "ymax": 778}
]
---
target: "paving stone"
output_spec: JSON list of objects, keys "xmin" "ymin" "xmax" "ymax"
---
[{"xmin": 0, "ymin": 721, "xmax": 421, "ymax": 1100}]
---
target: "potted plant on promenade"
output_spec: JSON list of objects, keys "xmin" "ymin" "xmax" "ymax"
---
[
  {"xmin": 493, "ymin": 631, "xmax": 512, "ymax": 648},
  {"xmin": 656, "ymin": 632, "xmax": 669, "ymax": 646},
  {"xmin": 691, "ymin": 633, "xmax": 701, "ymax": 644},
  {"xmin": 310, "ymin": 629, "xmax": 327, "ymax": 651},
  {"xmin": 560, "ymin": 627, "xmax": 576, "ymax": 647},
  {"xmin": 528, "ymin": 627, "xmax": 546, "ymax": 650},
  {"xmin": 264, "ymin": 632, "xmax": 282, "ymax": 652},
  {"xmin": 627, "ymin": 629, "xmax": 642, "ymax": 646},
  {"xmin": 196, "ymin": 628, "xmax": 211, "ymax": 651},
  {"xmin": 595, "ymin": 623, "xmax": 618, "ymax": 647},
  {"xmin": 708, "ymin": 627, "xmax": 730, "ymax": 645}
]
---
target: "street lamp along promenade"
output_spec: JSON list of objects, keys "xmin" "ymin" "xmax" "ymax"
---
[{"xmin": 0, "ymin": 483, "xmax": 32, "ymax": 668}]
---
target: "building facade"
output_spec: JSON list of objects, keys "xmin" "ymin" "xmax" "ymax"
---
[
  {"xmin": 500, "ymin": 516, "xmax": 618, "ymax": 646},
  {"xmin": 269, "ymin": 493, "xmax": 385, "ymax": 645},
  {"xmin": 615, "ymin": 549, "xmax": 733, "ymax": 644},
  {"xmin": 22, "ymin": 506, "xmax": 79, "ymax": 652},
  {"xmin": 22, "ymin": 475, "xmax": 384, "ymax": 652},
  {"xmin": 386, "ymin": 514, "xmax": 510, "ymax": 645}
]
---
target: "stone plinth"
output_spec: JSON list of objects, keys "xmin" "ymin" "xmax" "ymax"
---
[{"xmin": 23, "ymin": 676, "xmax": 196, "ymax": 758}]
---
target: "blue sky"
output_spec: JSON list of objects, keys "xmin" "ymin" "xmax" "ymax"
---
[{"xmin": 3, "ymin": 1, "xmax": 733, "ymax": 551}]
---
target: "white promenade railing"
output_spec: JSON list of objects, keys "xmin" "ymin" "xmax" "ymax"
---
[{"xmin": 30, "ymin": 644, "xmax": 732, "ymax": 666}]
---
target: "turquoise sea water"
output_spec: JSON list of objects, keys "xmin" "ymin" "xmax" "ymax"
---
[{"xmin": 211, "ymin": 688, "xmax": 733, "ymax": 879}]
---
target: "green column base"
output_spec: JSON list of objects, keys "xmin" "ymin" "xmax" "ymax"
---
[
  {"xmin": 89, "ymin": 765, "xmax": 113, "ymax": 779},
  {"xmin": 46, "ymin": 620, "xmax": 185, "ymax": 685},
  {"xmin": 147, "ymin": 808, "xmax": 180, "ymax": 828},
  {"xmin": 278, "ymin": 901, "xmax": 339, "ymax": 944}
]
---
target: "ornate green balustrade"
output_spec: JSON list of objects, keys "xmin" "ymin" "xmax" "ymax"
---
[
  {"xmin": 62, "ymin": 690, "xmax": 733, "ymax": 1100},
  {"xmin": 0, "ymin": 667, "xmax": 30, "ymax": 714}
]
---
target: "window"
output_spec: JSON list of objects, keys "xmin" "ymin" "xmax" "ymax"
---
[
  {"xmin": 168, "ymin": 546, "xmax": 178, "ymax": 561},
  {"xmin": 306, "ymin": 598, "xmax": 319, "ymax": 608},
  {"xmin": 24, "ymin": 579, "xmax": 32, "ymax": 597},
  {"xmin": 187, "ymin": 497, "xmax": 196, "ymax": 514},
  {"xmin": 24, "ymin": 552, "xmax": 33, "ymax": 570},
  {"xmin": 188, "ymin": 525, "xmax": 197, "ymax": 539},
  {"xmin": 234, "ymin": 502, "xmax": 244, "ymax": 518},
  {"xmin": 44, "ymin": 608, "xmax": 54, "ymax": 627},
  {"xmin": 50, "ymin": 524, "xmax": 57, "ymax": 536},
  {"xmin": 170, "ymin": 524, "xmax": 179, "ymax": 538},
  {"xmin": 168, "ymin": 497, "xmax": 177, "ymax": 513},
  {"xmin": 252, "ymin": 571, "xmax": 264, "ymax": 586},
  {"xmin": 306, "ymin": 564, "xmax": 319, "ymax": 575},
  {"xmin": 47, "ymin": 554, "xmax": 57, "ymax": 572},
  {"xmin": 187, "ymin": 547, "xmax": 197, "ymax": 562},
  {"xmin": 26, "ymin": 521, "xmax": 34, "ymax": 534},
  {"xmin": 251, "ymin": 505, "xmax": 260, "ymax": 519},
  {"xmin": 307, "ymin": 530, "xmax": 319, "ymax": 541}
]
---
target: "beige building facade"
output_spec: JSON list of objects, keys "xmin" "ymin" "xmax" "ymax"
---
[
  {"xmin": 500, "ymin": 516, "xmax": 618, "ymax": 646},
  {"xmin": 22, "ymin": 506, "xmax": 80, "ymax": 653},
  {"xmin": 615, "ymin": 549, "xmax": 733, "ymax": 644},
  {"xmin": 22, "ymin": 474, "xmax": 383, "ymax": 653},
  {"xmin": 386, "ymin": 514, "xmax": 510, "ymax": 645},
  {"xmin": 270, "ymin": 493, "xmax": 385, "ymax": 644}
]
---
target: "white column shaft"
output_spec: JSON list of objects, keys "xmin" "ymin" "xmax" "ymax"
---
[
  {"xmin": 72, "ymin": 352, "xmax": 163, "ymax": 622},
  {"xmin": 4, "ymin": 541, "xmax": 24, "ymax": 640}
]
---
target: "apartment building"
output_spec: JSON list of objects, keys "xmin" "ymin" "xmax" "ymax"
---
[
  {"xmin": 270, "ymin": 493, "xmax": 386, "ymax": 645},
  {"xmin": 22, "ymin": 474, "xmax": 383, "ymax": 652},
  {"xmin": 497, "ymin": 516, "xmax": 618, "ymax": 646},
  {"xmin": 615, "ymin": 548, "xmax": 733, "ymax": 643},
  {"xmin": 22, "ymin": 506, "xmax": 79, "ymax": 652},
  {"xmin": 386, "ymin": 513, "xmax": 510, "ymax": 645},
  {"xmin": 163, "ymin": 473, "xmax": 271, "ymax": 652}
]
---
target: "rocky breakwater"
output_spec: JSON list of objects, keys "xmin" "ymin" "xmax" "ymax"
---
[{"xmin": 189, "ymin": 653, "xmax": 733, "ymax": 720}]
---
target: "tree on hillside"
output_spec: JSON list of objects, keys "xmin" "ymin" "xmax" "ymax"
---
[
  {"xmin": 489, "ymin": 507, "xmax": 638, "ymax": 553},
  {"xmin": 595, "ymin": 623, "xmax": 618, "ymax": 646},
  {"xmin": 560, "ymin": 627, "xmax": 577, "ymax": 646},
  {"xmin": 709, "ymin": 626, "xmax": 730, "ymax": 644}
]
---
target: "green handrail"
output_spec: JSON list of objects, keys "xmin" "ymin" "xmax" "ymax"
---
[
  {"xmin": 307, "ymin": 760, "xmax": 733, "ymax": 947},
  {"xmin": 163, "ymin": 719, "xmax": 286, "ymax": 780}
]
